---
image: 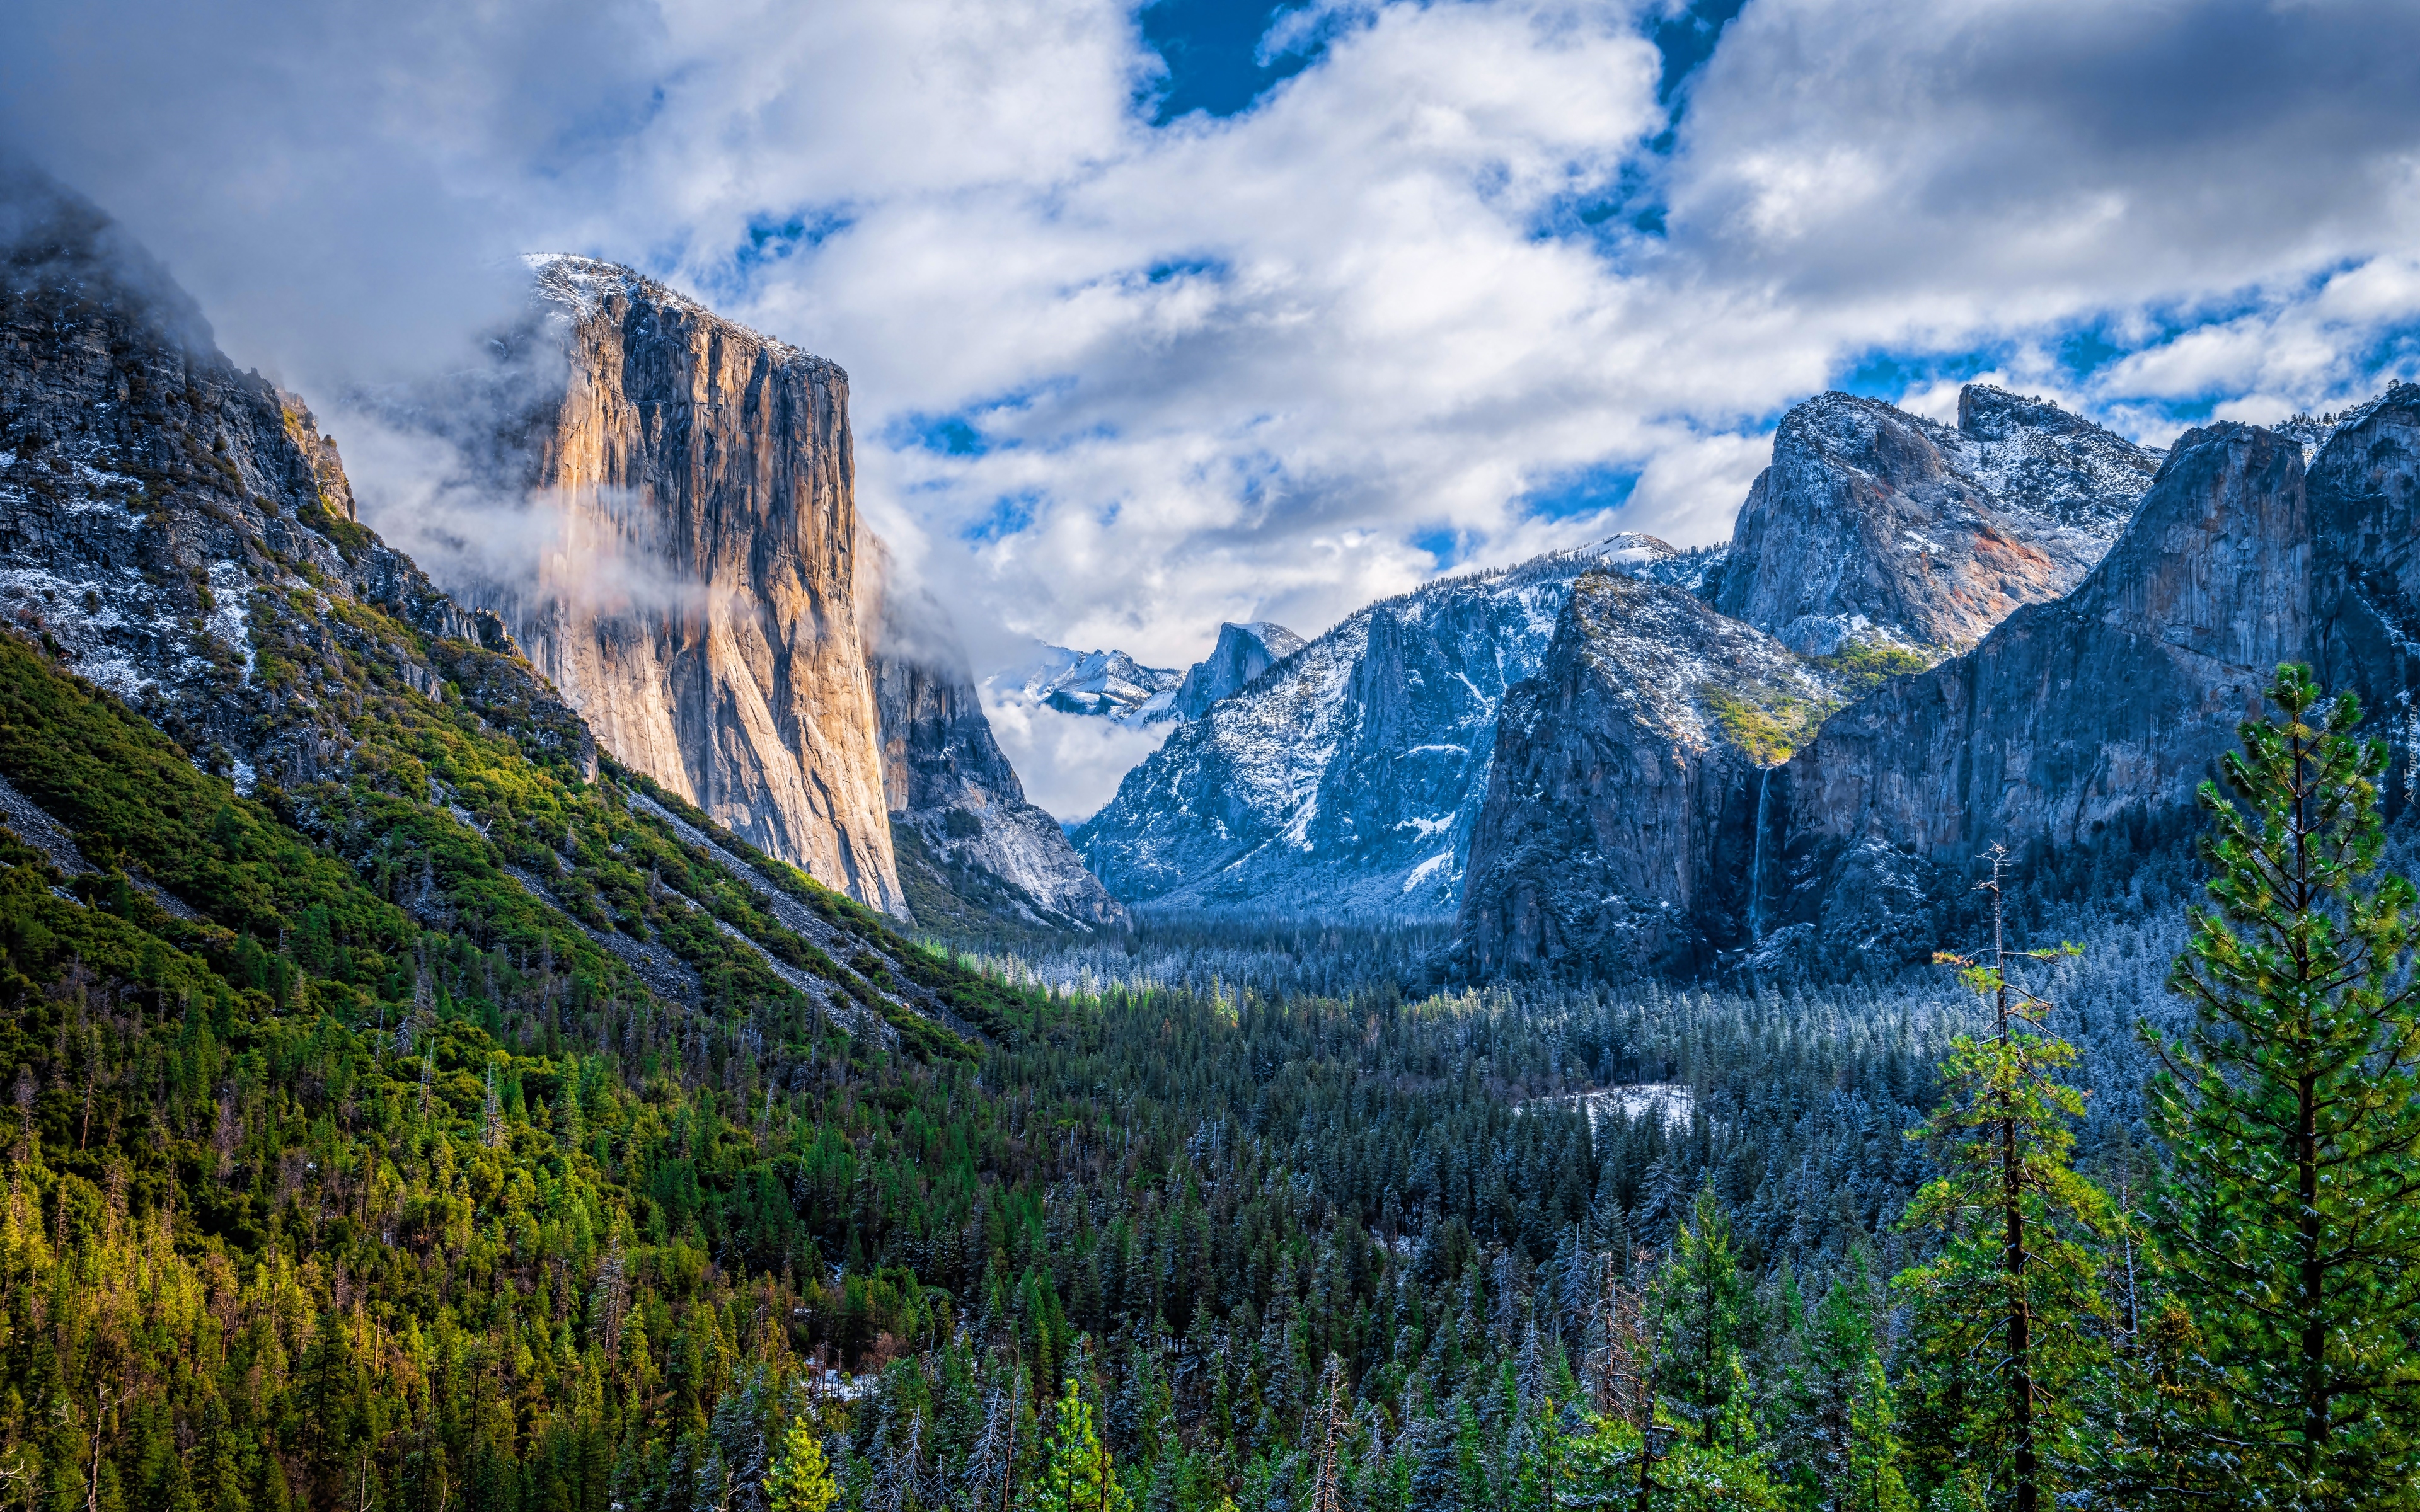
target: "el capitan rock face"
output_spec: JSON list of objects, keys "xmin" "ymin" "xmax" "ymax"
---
[
  {"xmin": 484, "ymin": 255, "xmax": 904, "ymax": 914},
  {"xmin": 1707, "ymin": 387, "xmax": 2158, "ymax": 656},
  {"xmin": 1456, "ymin": 572, "xmax": 1842, "ymax": 976}
]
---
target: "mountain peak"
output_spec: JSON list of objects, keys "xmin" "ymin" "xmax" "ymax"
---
[
  {"xmin": 1708, "ymin": 387, "xmax": 2160, "ymax": 655},
  {"xmin": 1172, "ymin": 620, "xmax": 1305, "ymax": 719}
]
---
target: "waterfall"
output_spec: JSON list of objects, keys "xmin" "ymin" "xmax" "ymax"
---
[{"xmin": 1749, "ymin": 765, "xmax": 1772, "ymax": 944}]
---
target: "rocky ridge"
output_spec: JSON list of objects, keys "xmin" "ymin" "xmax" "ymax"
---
[
  {"xmin": 0, "ymin": 168, "xmax": 595, "ymax": 797},
  {"xmin": 1630, "ymin": 385, "xmax": 2414, "ymax": 978},
  {"xmin": 995, "ymin": 644, "xmax": 1185, "ymax": 724},
  {"xmin": 1075, "ymin": 534, "xmax": 1695, "ymax": 916},
  {"xmin": 1172, "ymin": 621, "xmax": 1305, "ymax": 719},
  {"xmin": 1707, "ymin": 386, "xmax": 2159, "ymax": 656},
  {"xmin": 1726, "ymin": 415, "xmax": 2338, "ymax": 969}
]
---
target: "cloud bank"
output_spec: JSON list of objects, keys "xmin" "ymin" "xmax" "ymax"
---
[{"xmin": 4, "ymin": 0, "xmax": 2417, "ymax": 813}]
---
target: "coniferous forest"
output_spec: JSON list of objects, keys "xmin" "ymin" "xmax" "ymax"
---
[{"xmin": 4, "ymin": 610, "xmax": 2420, "ymax": 1512}]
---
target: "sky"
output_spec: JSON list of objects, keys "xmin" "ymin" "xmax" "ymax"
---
[{"xmin": 4, "ymin": 0, "xmax": 2419, "ymax": 815}]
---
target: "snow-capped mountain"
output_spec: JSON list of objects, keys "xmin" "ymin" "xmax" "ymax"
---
[
  {"xmin": 993, "ymin": 645, "xmax": 1186, "ymax": 724},
  {"xmin": 1705, "ymin": 385, "xmax": 2160, "ymax": 656},
  {"xmin": 1172, "ymin": 621, "xmax": 1305, "ymax": 719},
  {"xmin": 1459, "ymin": 571, "xmax": 1847, "ymax": 976},
  {"xmin": 1073, "ymin": 534, "xmax": 1690, "ymax": 917}
]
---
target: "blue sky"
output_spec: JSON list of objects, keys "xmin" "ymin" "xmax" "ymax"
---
[{"xmin": 7, "ymin": 0, "xmax": 2418, "ymax": 811}]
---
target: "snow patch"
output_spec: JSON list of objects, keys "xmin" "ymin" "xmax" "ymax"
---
[
  {"xmin": 207, "ymin": 562, "xmax": 255, "ymax": 682},
  {"xmin": 1521, "ymin": 1083, "xmax": 1696, "ymax": 1130}
]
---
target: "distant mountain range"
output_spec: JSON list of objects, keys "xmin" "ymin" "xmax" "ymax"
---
[
  {"xmin": 9, "ymin": 157, "xmax": 2405, "ymax": 981},
  {"xmin": 987, "ymin": 619, "xmax": 1307, "ymax": 730},
  {"xmin": 1073, "ymin": 535, "xmax": 1712, "ymax": 915}
]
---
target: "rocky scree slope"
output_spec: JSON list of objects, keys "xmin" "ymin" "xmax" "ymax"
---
[
  {"xmin": 863, "ymin": 558, "xmax": 1124, "ymax": 933},
  {"xmin": 1075, "ymin": 534, "xmax": 1698, "ymax": 917},
  {"xmin": 432, "ymin": 253, "xmax": 904, "ymax": 915},
  {"xmin": 1707, "ymin": 386, "xmax": 2159, "ymax": 656},
  {"xmin": 1456, "ymin": 572, "xmax": 1845, "ymax": 977},
  {"xmin": 0, "ymin": 169, "xmax": 1020, "ymax": 1053}
]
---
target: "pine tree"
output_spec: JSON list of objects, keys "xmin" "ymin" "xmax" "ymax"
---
[
  {"xmin": 1897, "ymin": 847, "xmax": 2111, "ymax": 1512},
  {"xmin": 1805, "ymin": 1244, "xmax": 1906, "ymax": 1512},
  {"xmin": 1838, "ymin": 1358, "xmax": 1911, "ymax": 1512},
  {"xmin": 2149, "ymin": 663, "xmax": 2420, "ymax": 1508},
  {"xmin": 767, "ymin": 1413, "xmax": 837, "ymax": 1512},
  {"xmin": 1026, "ymin": 1378, "xmax": 1131, "ymax": 1512},
  {"xmin": 1650, "ymin": 1186, "xmax": 1755, "ymax": 1450}
]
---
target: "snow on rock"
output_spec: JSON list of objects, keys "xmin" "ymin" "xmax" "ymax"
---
[
  {"xmin": 991, "ymin": 644, "xmax": 1185, "ymax": 726},
  {"xmin": 1075, "ymin": 534, "xmax": 1695, "ymax": 919},
  {"xmin": 1172, "ymin": 621, "xmax": 1306, "ymax": 719},
  {"xmin": 1456, "ymin": 571, "xmax": 1845, "ymax": 976},
  {"xmin": 864, "ymin": 553, "xmax": 1124, "ymax": 931},
  {"xmin": 1707, "ymin": 386, "xmax": 2162, "ymax": 656},
  {"xmin": 0, "ymin": 166, "xmax": 589, "ymax": 805}
]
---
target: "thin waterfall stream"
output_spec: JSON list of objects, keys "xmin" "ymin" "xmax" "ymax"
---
[{"xmin": 1749, "ymin": 764, "xmax": 1772, "ymax": 942}]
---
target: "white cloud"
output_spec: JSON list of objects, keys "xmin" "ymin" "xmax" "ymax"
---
[
  {"xmin": 6, "ymin": 0, "xmax": 2420, "ymax": 811},
  {"xmin": 979, "ymin": 696, "xmax": 1175, "ymax": 823}
]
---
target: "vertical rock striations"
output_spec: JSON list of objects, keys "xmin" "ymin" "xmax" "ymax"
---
[
  {"xmin": 2311, "ymin": 384, "xmax": 2420, "ymax": 726},
  {"xmin": 488, "ymin": 255, "xmax": 902, "ymax": 914},
  {"xmin": 1706, "ymin": 387, "xmax": 2158, "ymax": 655},
  {"xmin": 863, "ymin": 555, "xmax": 1124, "ymax": 931},
  {"xmin": 1456, "ymin": 573, "xmax": 1843, "ymax": 976}
]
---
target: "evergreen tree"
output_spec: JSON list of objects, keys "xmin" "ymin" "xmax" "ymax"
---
[
  {"xmin": 1804, "ymin": 1244, "xmax": 1907, "ymax": 1512},
  {"xmin": 1838, "ymin": 1358, "xmax": 1911, "ymax": 1512},
  {"xmin": 1898, "ymin": 848, "xmax": 2111, "ymax": 1512},
  {"xmin": 768, "ymin": 1414, "xmax": 838, "ymax": 1512},
  {"xmin": 2149, "ymin": 664, "xmax": 2420, "ymax": 1508},
  {"xmin": 1650, "ymin": 1186, "xmax": 1756, "ymax": 1450},
  {"xmin": 1026, "ymin": 1379, "xmax": 1131, "ymax": 1512}
]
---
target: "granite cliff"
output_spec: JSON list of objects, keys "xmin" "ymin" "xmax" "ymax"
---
[
  {"xmin": 466, "ymin": 255, "xmax": 903, "ymax": 914},
  {"xmin": 1728, "ymin": 418, "xmax": 2313, "ymax": 968},
  {"xmin": 1172, "ymin": 621, "xmax": 1305, "ymax": 719},
  {"xmin": 1075, "ymin": 534, "xmax": 1693, "ymax": 916},
  {"xmin": 1707, "ymin": 386, "xmax": 2158, "ymax": 655},
  {"xmin": 863, "ymin": 556, "xmax": 1123, "ymax": 932},
  {"xmin": 0, "ymin": 167, "xmax": 594, "ymax": 797},
  {"xmin": 1456, "ymin": 572, "xmax": 1843, "ymax": 976}
]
